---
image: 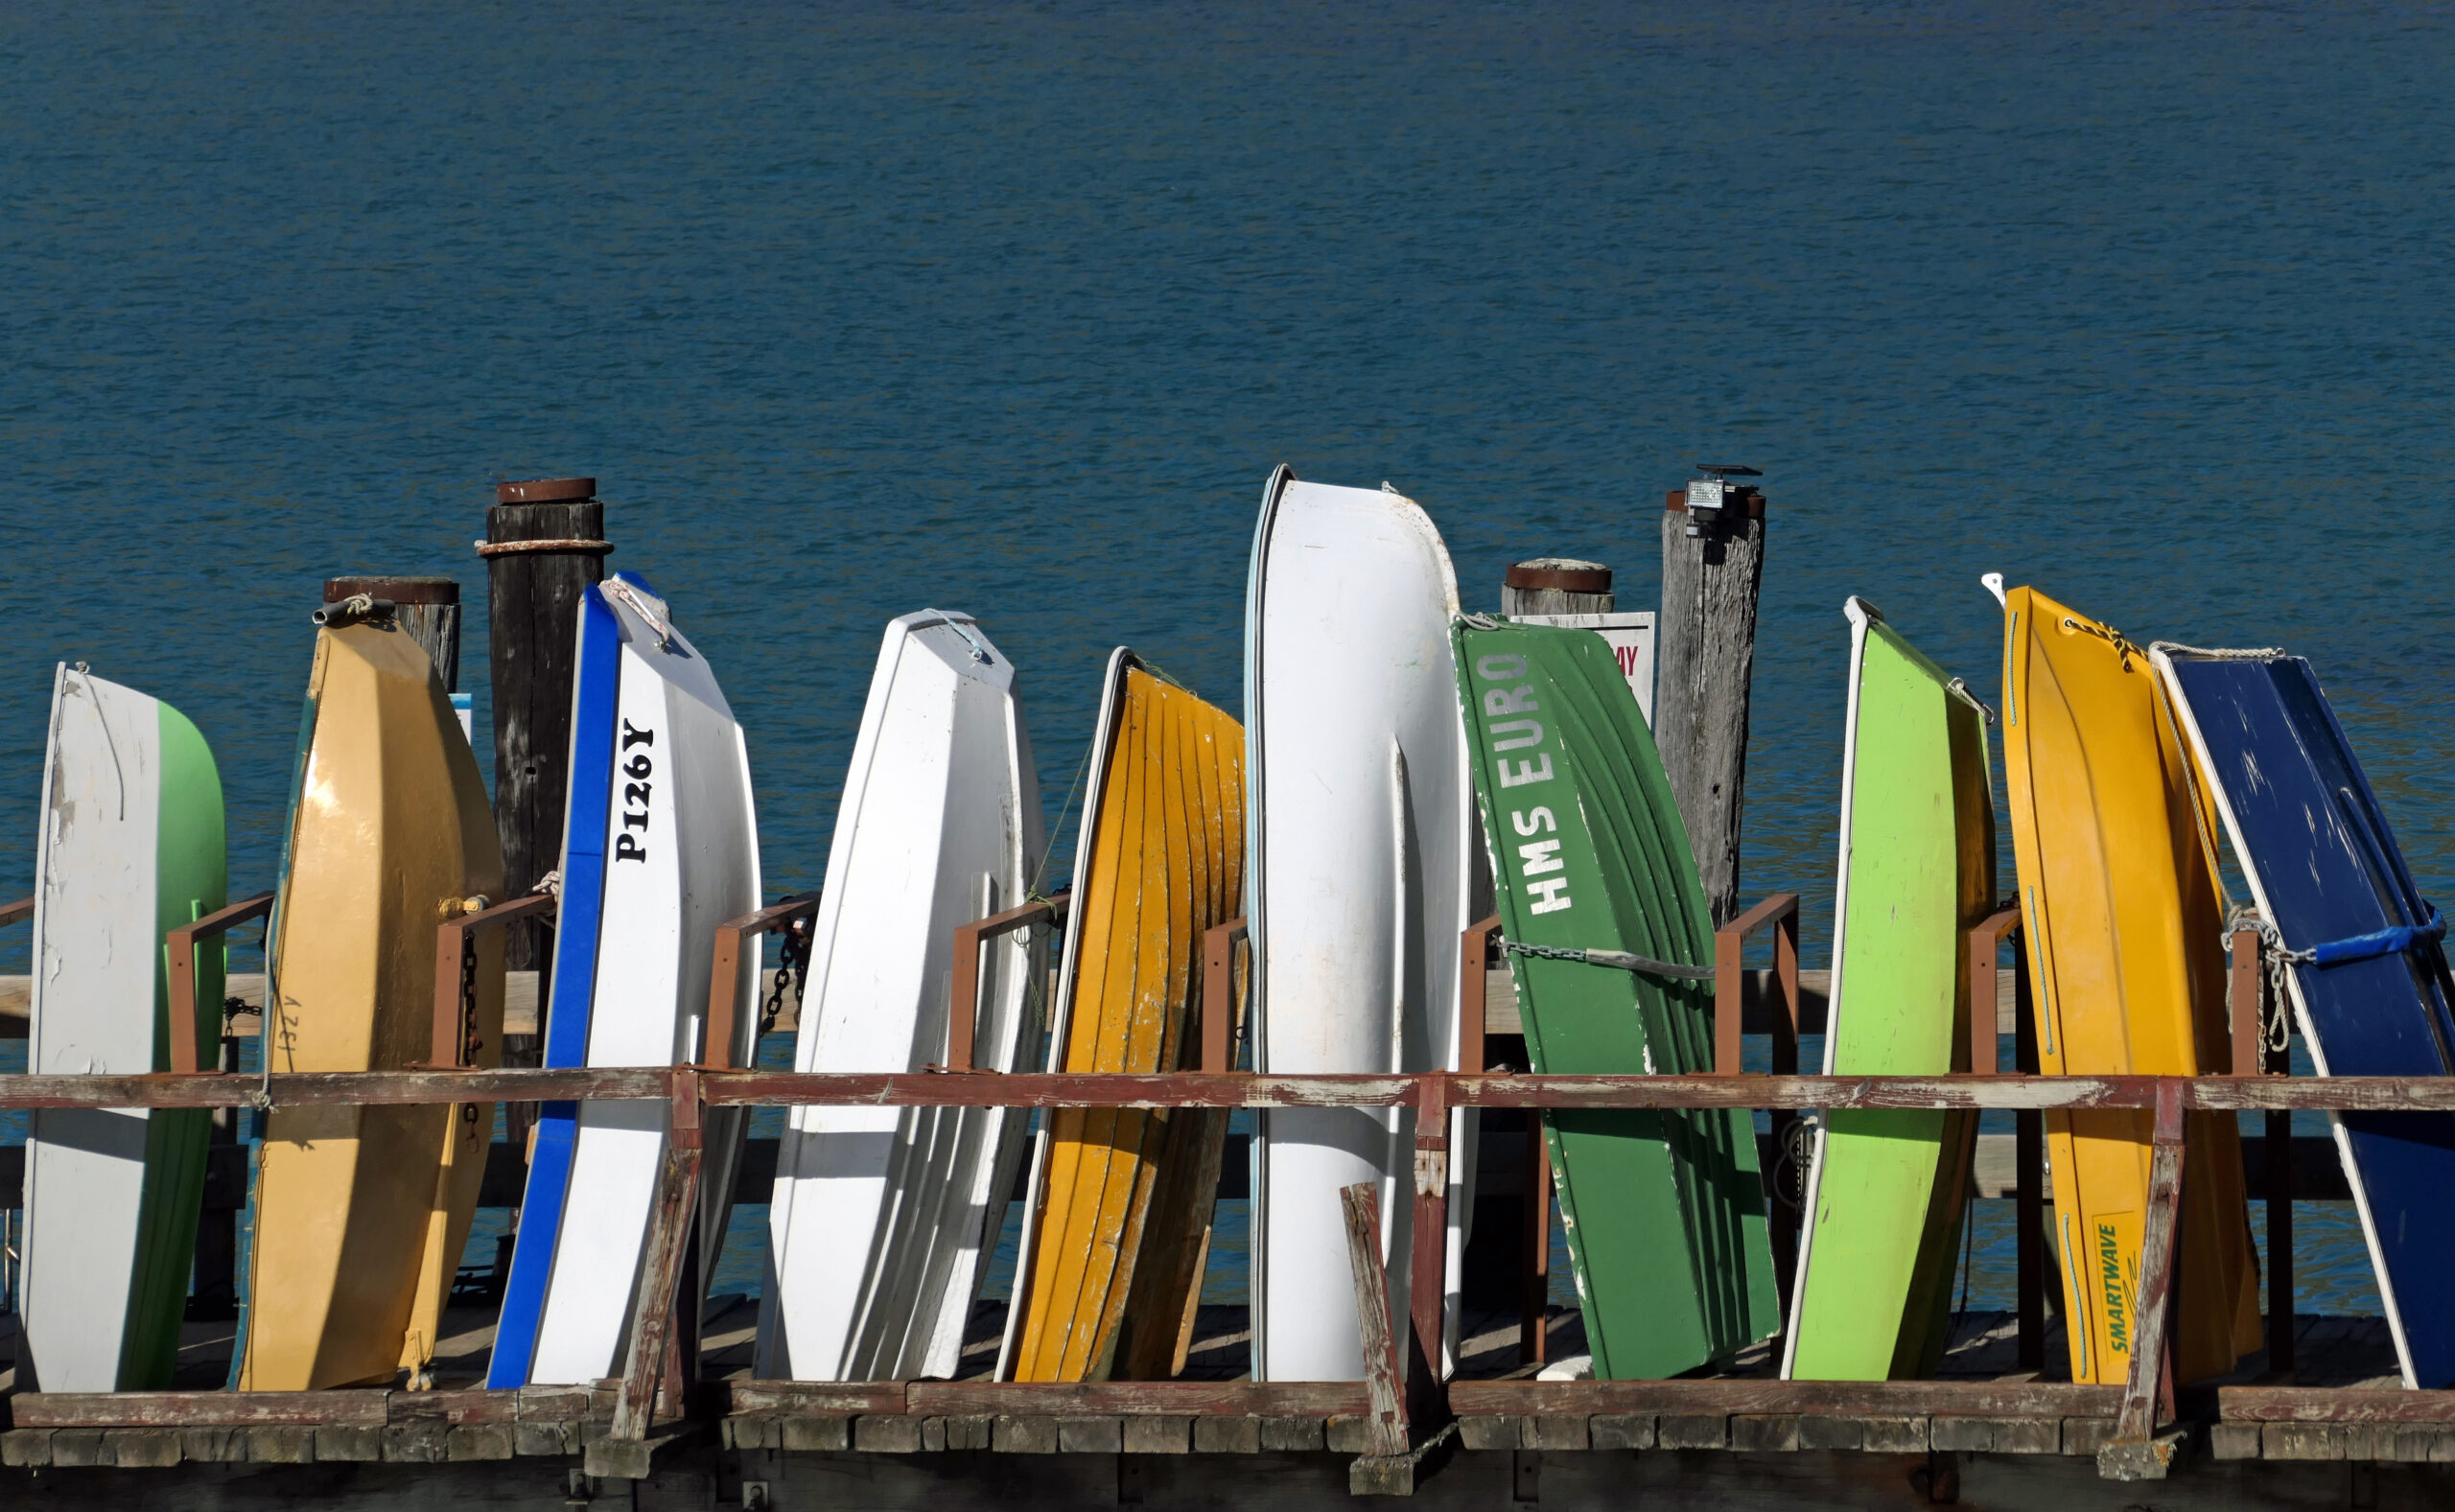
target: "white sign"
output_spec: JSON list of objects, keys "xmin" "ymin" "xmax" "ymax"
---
[{"xmin": 1514, "ymin": 611, "xmax": 1656, "ymax": 726}]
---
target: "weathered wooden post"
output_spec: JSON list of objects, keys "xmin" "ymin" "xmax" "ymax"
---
[
  {"xmin": 321, "ymin": 577, "xmax": 462, "ymax": 691},
  {"xmin": 480, "ymin": 478, "xmax": 608, "ymax": 969},
  {"xmin": 1501, "ymin": 559, "xmax": 1612, "ymax": 617},
  {"xmin": 1656, "ymin": 466, "xmax": 1767, "ymax": 926}
]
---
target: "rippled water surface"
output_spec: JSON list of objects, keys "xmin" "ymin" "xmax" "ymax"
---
[{"xmin": 2, "ymin": 0, "xmax": 2449, "ymax": 1325}]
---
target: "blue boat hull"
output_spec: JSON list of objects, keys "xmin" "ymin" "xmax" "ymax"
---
[{"xmin": 2162, "ymin": 650, "xmax": 2455, "ymax": 1387}]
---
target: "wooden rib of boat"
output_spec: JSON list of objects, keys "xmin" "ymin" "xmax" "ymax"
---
[
  {"xmin": 2158, "ymin": 645, "xmax": 2455, "ymax": 1388},
  {"xmin": 20, "ymin": 665, "xmax": 225, "ymax": 1392},
  {"xmin": 759, "ymin": 610, "xmax": 1045, "ymax": 1383},
  {"xmin": 1783, "ymin": 599, "xmax": 1989, "ymax": 1382},
  {"xmin": 1245, "ymin": 467, "xmax": 1476, "ymax": 1383},
  {"xmin": 998, "ymin": 652, "xmax": 1244, "ymax": 1383},
  {"xmin": 491, "ymin": 573, "xmax": 760, "ymax": 1388},
  {"xmin": 237, "ymin": 620, "xmax": 504, "ymax": 1391},
  {"xmin": 1454, "ymin": 619, "xmax": 1777, "ymax": 1379},
  {"xmin": 1997, "ymin": 582, "xmax": 2259, "ymax": 1385}
]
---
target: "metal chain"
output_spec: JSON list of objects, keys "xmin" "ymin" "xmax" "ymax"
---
[
  {"xmin": 760, "ymin": 916, "xmax": 813, "ymax": 1041},
  {"xmin": 1777, "ymin": 1114, "xmax": 1817, "ymax": 1207},
  {"xmin": 1501, "ymin": 939, "xmax": 1715, "ymax": 982}
]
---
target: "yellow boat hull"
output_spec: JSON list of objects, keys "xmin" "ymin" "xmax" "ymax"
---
[
  {"xmin": 239, "ymin": 623, "xmax": 505, "ymax": 1390},
  {"xmin": 1006, "ymin": 658, "xmax": 1243, "ymax": 1383},
  {"xmin": 1999, "ymin": 587, "xmax": 2259, "ymax": 1384}
]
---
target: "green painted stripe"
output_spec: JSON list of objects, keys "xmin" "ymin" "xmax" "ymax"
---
[{"xmin": 118, "ymin": 699, "xmax": 225, "ymax": 1388}]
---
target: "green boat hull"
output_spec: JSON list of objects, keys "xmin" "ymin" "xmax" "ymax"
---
[
  {"xmin": 1783, "ymin": 600, "xmax": 1992, "ymax": 1381},
  {"xmin": 1455, "ymin": 621, "xmax": 1778, "ymax": 1379}
]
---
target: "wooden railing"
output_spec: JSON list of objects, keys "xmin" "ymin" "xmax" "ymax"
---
[{"xmin": 0, "ymin": 894, "xmax": 2407, "ymax": 1487}]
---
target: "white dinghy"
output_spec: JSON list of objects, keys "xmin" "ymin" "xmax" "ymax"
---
[
  {"xmin": 20, "ymin": 665, "xmax": 226, "ymax": 1391},
  {"xmin": 489, "ymin": 573, "xmax": 761, "ymax": 1388},
  {"xmin": 758, "ymin": 610, "xmax": 1045, "ymax": 1381},
  {"xmin": 1244, "ymin": 468, "xmax": 1477, "ymax": 1381}
]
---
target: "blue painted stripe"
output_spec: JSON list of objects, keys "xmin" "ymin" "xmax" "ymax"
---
[{"xmin": 487, "ymin": 587, "xmax": 621, "ymax": 1388}]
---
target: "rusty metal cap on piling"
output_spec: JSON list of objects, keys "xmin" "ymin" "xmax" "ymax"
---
[
  {"xmin": 1505, "ymin": 559, "xmax": 1613, "ymax": 595},
  {"xmin": 495, "ymin": 477, "xmax": 597, "ymax": 504},
  {"xmin": 324, "ymin": 576, "xmax": 458, "ymax": 604}
]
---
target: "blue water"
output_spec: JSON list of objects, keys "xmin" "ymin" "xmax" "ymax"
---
[{"xmin": 2, "ymin": 1, "xmax": 2450, "ymax": 1333}]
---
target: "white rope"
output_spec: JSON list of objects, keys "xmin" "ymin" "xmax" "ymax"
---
[
  {"xmin": 2149, "ymin": 640, "xmax": 2286, "ymax": 662},
  {"xmin": 602, "ymin": 577, "xmax": 679, "ymax": 653},
  {"xmin": 2227, "ymin": 904, "xmax": 2308, "ymax": 1055},
  {"xmin": 923, "ymin": 610, "xmax": 994, "ymax": 665}
]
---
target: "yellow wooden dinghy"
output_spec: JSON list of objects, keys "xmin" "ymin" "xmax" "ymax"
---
[
  {"xmin": 1000, "ymin": 653, "xmax": 1244, "ymax": 1383},
  {"xmin": 1996, "ymin": 581, "xmax": 2259, "ymax": 1385},
  {"xmin": 237, "ymin": 619, "xmax": 506, "ymax": 1390}
]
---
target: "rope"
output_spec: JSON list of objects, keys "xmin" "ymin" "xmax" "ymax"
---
[
  {"xmin": 2228, "ymin": 905, "xmax": 2309, "ymax": 1055},
  {"xmin": 2308, "ymin": 910, "xmax": 2446, "ymax": 967},
  {"xmin": 1501, "ymin": 939, "xmax": 1714, "ymax": 981},
  {"xmin": 602, "ymin": 577, "xmax": 679, "ymax": 652},
  {"xmin": 923, "ymin": 610, "xmax": 994, "ymax": 665},
  {"xmin": 1028, "ymin": 736, "xmax": 1097, "ymax": 899},
  {"xmin": 2147, "ymin": 640, "xmax": 2286, "ymax": 662},
  {"xmin": 1457, "ymin": 612, "xmax": 1504, "ymax": 630},
  {"xmin": 2059, "ymin": 615, "xmax": 2144, "ymax": 671},
  {"xmin": 474, "ymin": 538, "xmax": 614, "ymax": 558}
]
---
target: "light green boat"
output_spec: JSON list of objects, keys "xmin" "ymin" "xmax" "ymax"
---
[
  {"xmin": 1455, "ymin": 619, "xmax": 1778, "ymax": 1379},
  {"xmin": 1781, "ymin": 598, "xmax": 1993, "ymax": 1381}
]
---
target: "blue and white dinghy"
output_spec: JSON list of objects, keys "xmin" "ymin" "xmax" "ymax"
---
[
  {"xmin": 489, "ymin": 573, "xmax": 761, "ymax": 1388},
  {"xmin": 757, "ymin": 610, "xmax": 1045, "ymax": 1382},
  {"xmin": 2155, "ymin": 644, "xmax": 2455, "ymax": 1388}
]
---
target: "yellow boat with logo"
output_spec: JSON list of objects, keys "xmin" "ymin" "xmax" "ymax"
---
[
  {"xmin": 1996, "ymin": 581, "xmax": 2259, "ymax": 1385},
  {"xmin": 237, "ymin": 619, "xmax": 506, "ymax": 1390},
  {"xmin": 1000, "ymin": 652, "xmax": 1244, "ymax": 1383}
]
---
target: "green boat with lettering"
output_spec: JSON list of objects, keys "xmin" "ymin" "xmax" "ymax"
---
[{"xmin": 1454, "ymin": 618, "xmax": 1778, "ymax": 1379}]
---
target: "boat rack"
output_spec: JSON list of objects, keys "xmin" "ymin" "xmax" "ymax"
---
[{"xmin": 0, "ymin": 896, "xmax": 2442, "ymax": 1497}]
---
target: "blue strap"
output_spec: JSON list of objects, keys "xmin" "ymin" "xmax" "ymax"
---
[{"xmin": 2308, "ymin": 909, "xmax": 2447, "ymax": 968}]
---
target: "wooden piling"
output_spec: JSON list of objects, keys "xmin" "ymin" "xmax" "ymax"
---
[
  {"xmin": 322, "ymin": 578, "xmax": 462, "ymax": 692},
  {"xmin": 1501, "ymin": 559, "xmax": 1613, "ymax": 617},
  {"xmin": 1656, "ymin": 478, "xmax": 1767, "ymax": 926},
  {"xmin": 480, "ymin": 478, "xmax": 608, "ymax": 970}
]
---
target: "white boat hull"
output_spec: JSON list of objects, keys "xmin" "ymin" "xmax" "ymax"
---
[
  {"xmin": 22, "ymin": 668, "xmax": 177, "ymax": 1392},
  {"xmin": 760, "ymin": 611, "xmax": 1043, "ymax": 1382},
  {"xmin": 1245, "ymin": 470, "xmax": 1476, "ymax": 1382}
]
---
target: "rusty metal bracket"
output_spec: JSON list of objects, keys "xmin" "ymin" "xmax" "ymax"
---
[
  {"xmin": 702, "ymin": 892, "xmax": 822, "ymax": 1071},
  {"xmin": 1202, "ymin": 916, "xmax": 1250, "ymax": 1074},
  {"xmin": 946, "ymin": 892, "xmax": 1070, "ymax": 1071},
  {"xmin": 1715, "ymin": 894, "xmax": 1800, "ymax": 1078},
  {"xmin": 422, "ymin": 894, "xmax": 556, "ymax": 1071},
  {"xmin": 165, "ymin": 892, "xmax": 276, "ymax": 1077},
  {"xmin": 1968, "ymin": 906, "xmax": 2022, "ymax": 1076},
  {"xmin": 1460, "ymin": 916, "xmax": 1501, "ymax": 1078}
]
